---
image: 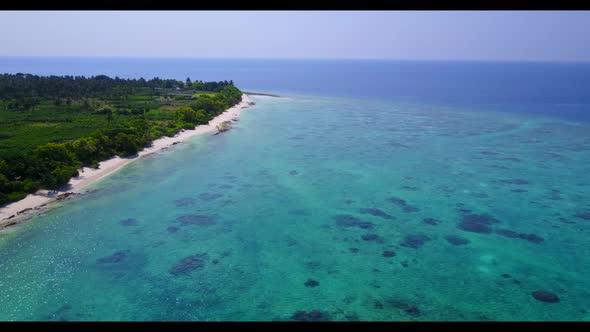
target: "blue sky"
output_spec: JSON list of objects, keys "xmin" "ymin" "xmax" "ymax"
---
[{"xmin": 1, "ymin": 11, "xmax": 589, "ymax": 61}]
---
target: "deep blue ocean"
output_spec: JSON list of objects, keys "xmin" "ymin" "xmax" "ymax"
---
[
  {"xmin": 0, "ymin": 57, "xmax": 589, "ymax": 321},
  {"xmin": 1, "ymin": 57, "xmax": 590, "ymax": 121}
]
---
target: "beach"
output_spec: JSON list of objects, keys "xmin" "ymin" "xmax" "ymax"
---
[{"xmin": 0, "ymin": 93, "xmax": 253, "ymax": 229}]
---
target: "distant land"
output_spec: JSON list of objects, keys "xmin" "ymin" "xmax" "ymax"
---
[{"xmin": 243, "ymin": 91, "xmax": 281, "ymax": 97}]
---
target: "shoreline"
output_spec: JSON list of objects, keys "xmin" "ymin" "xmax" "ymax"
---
[
  {"xmin": 242, "ymin": 91, "xmax": 282, "ymax": 98},
  {"xmin": 0, "ymin": 93, "xmax": 254, "ymax": 230}
]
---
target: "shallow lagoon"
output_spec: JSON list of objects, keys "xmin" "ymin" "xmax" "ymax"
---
[{"xmin": 1, "ymin": 94, "xmax": 589, "ymax": 321}]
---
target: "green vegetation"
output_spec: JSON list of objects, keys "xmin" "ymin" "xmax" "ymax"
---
[{"xmin": 0, "ymin": 74, "xmax": 242, "ymax": 205}]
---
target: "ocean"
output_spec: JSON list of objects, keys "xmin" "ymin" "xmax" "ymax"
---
[{"xmin": 0, "ymin": 57, "xmax": 589, "ymax": 321}]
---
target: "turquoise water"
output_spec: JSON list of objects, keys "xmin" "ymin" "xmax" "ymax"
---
[{"xmin": 1, "ymin": 94, "xmax": 590, "ymax": 321}]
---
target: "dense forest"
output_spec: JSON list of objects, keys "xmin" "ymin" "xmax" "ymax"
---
[{"xmin": 0, "ymin": 74, "xmax": 242, "ymax": 205}]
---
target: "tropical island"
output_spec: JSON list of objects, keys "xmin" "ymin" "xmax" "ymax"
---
[{"xmin": 0, "ymin": 73, "xmax": 249, "ymax": 221}]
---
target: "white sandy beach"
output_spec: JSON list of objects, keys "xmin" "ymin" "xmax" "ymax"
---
[{"xmin": 0, "ymin": 94, "xmax": 253, "ymax": 228}]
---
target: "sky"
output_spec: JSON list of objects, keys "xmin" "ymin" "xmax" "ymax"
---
[{"xmin": 0, "ymin": 11, "xmax": 589, "ymax": 61}]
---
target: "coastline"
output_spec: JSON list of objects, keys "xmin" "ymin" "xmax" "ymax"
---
[
  {"xmin": 0, "ymin": 93, "xmax": 253, "ymax": 230},
  {"xmin": 242, "ymin": 91, "xmax": 282, "ymax": 98}
]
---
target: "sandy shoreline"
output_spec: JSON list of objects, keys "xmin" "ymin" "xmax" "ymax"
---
[{"xmin": 0, "ymin": 93, "xmax": 253, "ymax": 229}]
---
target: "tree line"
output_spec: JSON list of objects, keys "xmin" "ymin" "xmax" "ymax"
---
[
  {"xmin": 0, "ymin": 73, "xmax": 235, "ymax": 112},
  {"xmin": 0, "ymin": 74, "xmax": 242, "ymax": 206}
]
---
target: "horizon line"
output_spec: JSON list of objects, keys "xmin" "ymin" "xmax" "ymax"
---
[{"xmin": 0, "ymin": 55, "xmax": 589, "ymax": 64}]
